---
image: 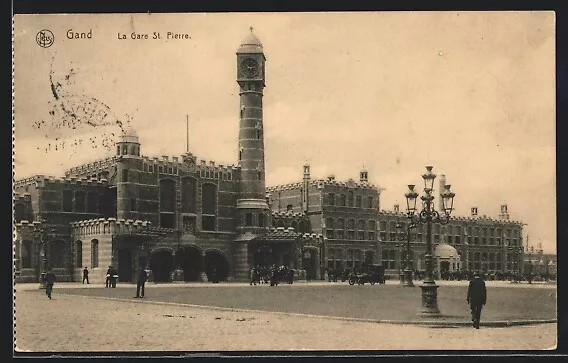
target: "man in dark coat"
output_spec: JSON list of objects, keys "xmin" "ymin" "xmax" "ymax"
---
[
  {"xmin": 105, "ymin": 266, "xmax": 112, "ymax": 288},
  {"xmin": 82, "ymin": 267, "xmax": 89, "ymax": 284},
  {"xmin": 44, "ymin": 268, "xmax": 56, "ymax": 299},
  {"xmin": 467, "ymin": 272, "xmax": 487, "ymax": 329},
  {"xmin": 135, "ymin": 267, "xmax": 148, "ymax": 298}
]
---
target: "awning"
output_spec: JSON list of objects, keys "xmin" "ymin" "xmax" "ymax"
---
[{"xmin": 235, "ymin": 233, "xmax": 258, "ymax": 242}]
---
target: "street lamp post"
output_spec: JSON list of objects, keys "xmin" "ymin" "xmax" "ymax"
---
[
  {"xmin": 32, "ymin": 222, "xmax": 55, "ymax": 290},
  {"xmin": 396, "ymin": 221, "xmax": 416, "ymax": 287},
  {"xmin": 404, "ymin": 166, "xmax": 455, "ymax": 316}
]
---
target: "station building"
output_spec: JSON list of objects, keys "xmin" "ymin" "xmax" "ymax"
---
[{"xmin": 13, "ymin": 29, "xmax": 526, "ymax": 284}]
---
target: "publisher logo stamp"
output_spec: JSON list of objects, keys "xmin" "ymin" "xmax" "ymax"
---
[{"xmin": 36, "ymin": 30, "xmax": 54, "ymax": 48}]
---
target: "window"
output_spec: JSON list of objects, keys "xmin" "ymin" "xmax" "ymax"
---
[
  {"xmin": 48, "ymin": 240, "xmax": 65, "ymax": 268},
  {"xmin": 348, "ymin": 191, "xmax": 354, "ymax": 207},
  {"xmin": 116, "ymin": 145, "xmax": 120, "ymax": 155},
  {"xmin": 367, "ymin": 196, "xmax": 373, "ymax": 209},
  {"xmin": 202, "ymin": 216, "xmax": 216, "ymax": 231},
  {"xmin": 130, "ymin": 198, "xmax": 137, "ymax": 211},
  {"xmin": 328, "ymin": 193, "xmax": 335, "ymax": 206},
  {"xmin": 91, "ymin": 239, "xmax": 99, "ymax": 268},
  {"xmin": 75, "ymin": 241, "xmax": 82, "ymax": 268},
  {"xmin": 86, "ymin": 192, "xmax": 98, "ymax": 213},
  {"xmin": 21, "ymin": 240, "xmax": 32, "ymax": 268},
  {"xmin": 14, "ymin": 204, "xmax": 24, "ymax": 222},
  {"xmin": 259, "ymin": 213, "xmax": 266, "ymax": 227},
  {"xmin": 357, "ymin": 220, "xmax": 365, "ymax": 240},
  {"xmin": 355, "ymin": 195, "xmax": 362, "ymax": 208},
  {"xmin": 74, "ymin": 191, "xmax": 85, "ymax": 212},
  {"xmin": 326, "ymin": 218, "xmax": 334, "ymax": 239},
  {"xmin": 245, "ymin": 213, "xmax": 253, "ymax": 226},
  {"xmin": 181, "ymin": 177, "xmax": 197, "ymax": 213},
  {"xmin": 340, "ymin": 194, "xmax": 346, "ymax": 206},
  {"xmin": 160, "ymin": 179, "xmax": 176, "ymax": 212},
  {"xmin": 160, "ymin": 179, "xmax": 176, "ymax": 228},
  {"xmin": 202, "ymin": 183, "xmax": 217, "ymax": 231},
  {"xmin": 122, "ymin": 169, "xmax": 129, "ymax": 182},
  {"xmin": 368, "ymin": 220, "xmax": 376, "ymax": 240},
  {"xmin": 382, "ymin": 249, "xmax": 396, "ymax": 270},
  {"xmin": 337, "ymin": 219, "xmax": 345, "ymax": 239},
  {"xmin": 122, "ymin": 145, "xmax": 127, "ymax": 155},
  {"xmin": 287, "ymin": 204, "xmax": 293, "ymax": 211},
  {"xmin": 202, "ymin": 183, "xmax": 217, "ymax": 215},
  {"xmin": 402, "ymin": 250, "xmax": 414, "ymax": 266},
  {"xmin": 63, "ymin": 190, "xmax": 73, "ymax": 212}
]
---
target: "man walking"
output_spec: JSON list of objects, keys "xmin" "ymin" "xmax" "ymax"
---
[
  {"xmin": 44, "ymin": 268, "xmax": 56, "ymax": 299},
  {"xmin": 135, "ymin": 266, "xmax": 148, "ymax": 298},
  {"xmin": 467, "ymin": 271, "xmax": 487, "ymax": 329},
  {"xmin": 82, "ymin": 267, "xmax": 89, "ymax": 284}
]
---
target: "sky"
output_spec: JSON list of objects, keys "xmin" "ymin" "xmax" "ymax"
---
[{"xmin": 13, "ymin": 12, "xmax": 556, "ymax": 253}]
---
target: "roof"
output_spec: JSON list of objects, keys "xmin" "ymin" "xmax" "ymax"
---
[
  {"xmin": 434, "ymin": 243, "xmax": 460, "ymax": 259},
  {"xmin": 237, "ymin": 27, "xmax": 263, "ymax": 54},
  {"xmin": 118, "ymin": 125, "xmax": 139, "ymax": 143}
]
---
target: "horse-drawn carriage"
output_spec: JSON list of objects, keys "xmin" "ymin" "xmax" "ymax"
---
[{"xmin": 348, "ymin": 264, "xmax": 386, "ymax": 285}]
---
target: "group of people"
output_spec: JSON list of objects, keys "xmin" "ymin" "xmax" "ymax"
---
[
  {"xmin": 42, "ymin": 264, "xmax": 490, "ymax": 329},
  {"xmin": 44, "ymin": 265, "xmax": 149, "ymax": 299},
  {"xmin": 250, "ymin": 265, "xmax": 295, "ymax": 286}
]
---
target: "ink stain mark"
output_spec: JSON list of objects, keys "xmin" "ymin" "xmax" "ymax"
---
[{"xmin": 36, "ymin": 57, "xmax": 134, "ymax": 157}]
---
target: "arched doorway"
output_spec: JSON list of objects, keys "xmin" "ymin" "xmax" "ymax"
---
[
  {"xmin": 176, "ymin": 246, "xmax": 203, "ymax": 281},
  {"xmin": 303, "ymin": 248, "xmax": 318, "ymax": 280},
  {"xmin": 150, "ymin": 250, "xmax": 174, "ymax": 282},
  {"xmin": 204, "ymin": 250, "xmax": 229, "ymax": 282},
  {"xmin": 118, "ymin": 248, "xmax": 132, "ymax": 282}
]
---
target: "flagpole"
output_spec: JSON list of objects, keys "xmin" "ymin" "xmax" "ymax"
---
[{"xmin": 186, "ymin": 114, "xmax": 189, "ymax": 152}]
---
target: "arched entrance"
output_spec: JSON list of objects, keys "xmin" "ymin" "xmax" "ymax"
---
[
  {"xmin": 303, "ymin": 248, "xmax": 318, "ymax": 280},
  {"xmin": 176, "ymin": 245, "xmax": 203, "ymax": 281},
  {"xmin": 150, "ymin": 250, "xmax": 174, "ymax": 282},
  {"xmin": 118, "ymin": 248, "xmax": 132, "ymax": 282},
  {"xmin": 204, "ymin": 250, "xmax": 229, "ymax": 282}
]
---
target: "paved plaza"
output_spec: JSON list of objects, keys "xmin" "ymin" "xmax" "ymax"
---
[{"xmin": 14, "ymin": 280, "xmax": 557, "ymax": 352}]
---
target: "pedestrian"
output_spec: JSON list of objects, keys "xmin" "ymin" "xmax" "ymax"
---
[
  {"xmin": 82, "ymin": 267, "xmax": 89, "ymax": 284},
  {"xmin": 111, "ymin": 266, "xmax": 118, "ymax": 288},
  {"xmin": 250, "ymin": 267, "xmax": 256, "ymax": 286},
  {"xmin": 467, "ymin": 271, "xmax": 487, "ymax": 329},
  {"xmin": 135, "ymin": 266, "xmax": 148, "ymax": 298},
  {"xmin": 105, "ymin": 266, "xmax": 112, "ymax": 288},
  {"xmin": 44, "ymin": 267, "xmax": 56, "ymax": 299}
]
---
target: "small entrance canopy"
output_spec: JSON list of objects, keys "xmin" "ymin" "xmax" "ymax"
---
[{"xmin": 434, "ymin": 243, "xmax": 459, "ymax": 259}]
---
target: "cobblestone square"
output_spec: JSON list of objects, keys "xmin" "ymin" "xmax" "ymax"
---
[{"xmin": 14, "ymin": 281, "xmax": 557, "ymax": 353}]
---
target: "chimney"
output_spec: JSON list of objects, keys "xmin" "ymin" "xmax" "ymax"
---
[
  {"xmin": 302, "ymin": 165, "xmax": 310, "ymax": 212},
  {"xmin": 359, "ymin": 169, "xmax": 368, "ymax": 183},
  {"xmin": 471, "ymin": 207, "xmax": 478, "ymax": 217},
  {"xmin": 439, "ymin": 174, "xmax": 446, "ymax": 211}
]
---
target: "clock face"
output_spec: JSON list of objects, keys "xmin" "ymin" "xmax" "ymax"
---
[{"xmin": 241, "ymin": 58, "xmax": 259, "ymax": 78}]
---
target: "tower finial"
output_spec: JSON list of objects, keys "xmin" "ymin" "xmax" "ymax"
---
[{"xmin": 250, "ymin": 25, "xmax": 254, "ymax": 32}]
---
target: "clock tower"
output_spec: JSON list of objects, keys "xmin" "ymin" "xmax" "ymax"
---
[{"xmin": 234, "ymin": 27, "xmax": 270, "ymax": 279}]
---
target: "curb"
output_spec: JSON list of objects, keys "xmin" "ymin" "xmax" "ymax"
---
[{"xmin": 53, "ymin": 292, "xmax": 557, "ymax": 328}]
